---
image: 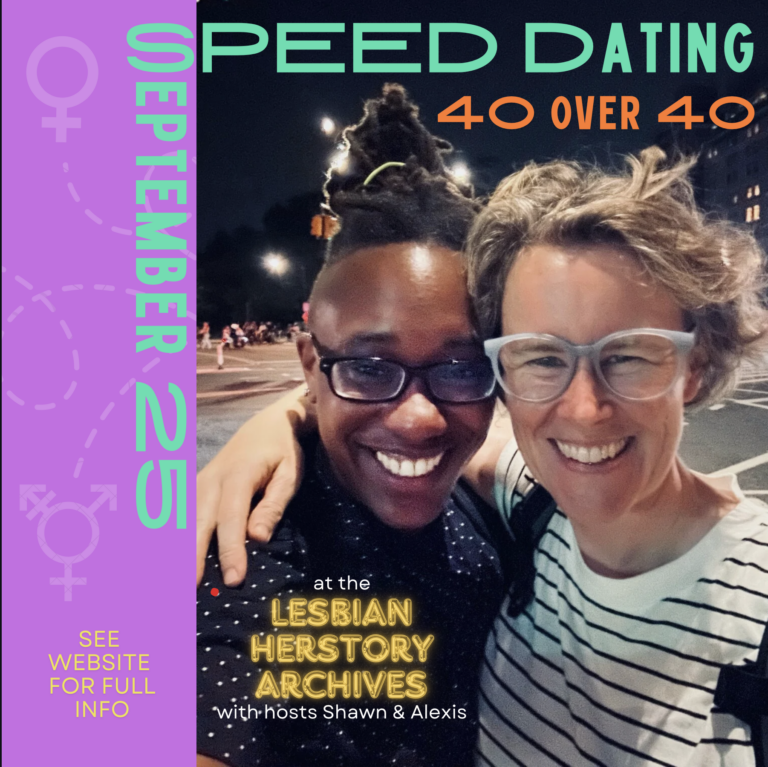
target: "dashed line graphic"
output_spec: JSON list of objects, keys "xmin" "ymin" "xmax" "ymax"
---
[
  {"xmin": 4, "ymin": 270, "xmax": 79, "ymax": 409},
  {"xmin": 60, "ymin": 153, "xmax": 197, "ymax": 246},
  {"xmin": 62, "ymin": 165, "xmax": 132, "ymax": 235},
  {"xmin": 33, "ymin": 291, "xmax": 55, "ymax": 311},
  {"xmin": 7, "ymin": 306, "xmax": 24, "ymax": 322},
  {"xmin": 70, "ymin": 363, "xmax": 157, "ymax": 478},
  {"xmin": 3, "ymin": 269, "xmax": 165, "ymax": 479}
]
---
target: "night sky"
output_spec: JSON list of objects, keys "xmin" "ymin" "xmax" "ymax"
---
[{"xmin": 197, "ymin": 0, "xmax": 768, "ymax": 249}]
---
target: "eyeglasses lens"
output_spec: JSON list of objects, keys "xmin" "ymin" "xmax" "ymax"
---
[
  {"xmin": 428, "ymin": 360, "xmax": 496, "ymax": 402},
  {"xmin": 498, "ymin": 338, "xmax": 570, "ymax": 402},
  {"xmin": 497, "ymin": 333, "xmax": 681, "ymax": 401},
  {"xmin": 598, "ymin": 334, "xmax": 679, "ymax": 399},
  {"xmin": 331, "ymin": 359, "xmax": 405, "ymax": 400}
]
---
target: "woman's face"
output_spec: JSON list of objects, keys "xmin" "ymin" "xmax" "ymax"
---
[
  {"xmin": 500, "ymin": 244, "xmax": 701, "ymax": 524},
  {"xmin": 298, "ymin": 243, "xmax": 494, "ymax": 530}
]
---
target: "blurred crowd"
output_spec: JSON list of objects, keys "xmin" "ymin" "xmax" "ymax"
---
[{"xmin": 197, "ymin": 320, "xmax": 303, "ymax": 349}]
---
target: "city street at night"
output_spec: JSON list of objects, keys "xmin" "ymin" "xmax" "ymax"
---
[
  {"xmin": 198, "ymin": 343, "xmax": 768, "ymax": 498},
  {"xmin": 197, "ymin": 341, "xmax": 304, "ymax": 470}
]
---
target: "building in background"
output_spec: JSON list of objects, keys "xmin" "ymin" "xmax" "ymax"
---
[{"xmin": 695, "ymin": 87, "xmax": 767, "ymax": 253}]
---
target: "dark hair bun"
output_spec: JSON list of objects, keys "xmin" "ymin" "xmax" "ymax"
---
[{"xmin": 322, "ymin": 84, "xmax": 479, "ymax": 262}]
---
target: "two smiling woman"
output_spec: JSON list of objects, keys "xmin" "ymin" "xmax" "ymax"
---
[{"xmin": 198, "ymin": 87, "xmax": 768, "ymax": 767}]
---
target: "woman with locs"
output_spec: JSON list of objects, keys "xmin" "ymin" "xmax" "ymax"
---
[{"xmin": 197, "ymin": 84, "xmax": 513, "ymax": 767}]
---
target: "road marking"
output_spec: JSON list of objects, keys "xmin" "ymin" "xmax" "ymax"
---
[
  {"xmin": 727, "ymin": 399, "xmax": 768, "ymax": 411},
  {"xmin": 708, "ymin": 404, "xmax": 726, "ymax": 411},
  {"xmin": 744, "ymin": 490, "xmax": 768, "ymax": 496},
  {"xmin": 709, "ymin": 452, "xmax": 768, "ymax": 477}
]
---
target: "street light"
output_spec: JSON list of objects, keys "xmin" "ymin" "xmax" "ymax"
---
[
  {"xmin": 450, "ymin": 162, "xmax": 471, "ymax": 182},
  {"xmin": 262, "ymin": 253, "xmax": 290, "ymax": 277},
  {"xmin": 330, "ymin": 146, "xmax": 349, "ymax": 173}
]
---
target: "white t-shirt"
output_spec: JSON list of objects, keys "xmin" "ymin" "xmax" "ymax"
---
[{"xmin": 479, "ymin": 440, "xmax": 768, "ymax": 767}]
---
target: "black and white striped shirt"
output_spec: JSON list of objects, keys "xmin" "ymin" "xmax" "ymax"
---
[{"xmin": 479, "ymin": 449, "xmax": 768, "ymax": 767}]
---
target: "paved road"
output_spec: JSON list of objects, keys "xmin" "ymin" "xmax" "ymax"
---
[
  {"xmin": 679, "ymin": 357, "xmax": 768, "ymax": 497},
  {"xmin": 197, "ymin": 345, "xmax": 768, "ymax": 498},
  {"xmin": 197, "ymin": 342, "xmax": 305, "ymax": 470}
]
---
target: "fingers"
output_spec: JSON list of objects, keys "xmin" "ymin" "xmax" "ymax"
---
[
  {"xmin": 215, "ymin": 478, "xmax": 258, "ymax": 587},
  {"xmin": 196, "ymin": 471, "xmax": 221, "ymax": 587},
  {"xmin": 247, "ymin": 455, "xmax": 303, "ymax": 543}
]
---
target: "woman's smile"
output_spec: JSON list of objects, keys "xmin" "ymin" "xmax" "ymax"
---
[
  {"xmin": 373, "ymin": 449, "xmax": 445, "ymax": 477},
  {"xmin": 552, "ymin": 436, "xmax": 630, "ymax": 465}
]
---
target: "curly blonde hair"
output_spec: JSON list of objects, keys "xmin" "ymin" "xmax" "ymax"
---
[{"xmin": 467, "ymin": 147, "xmax": 768, "ymax": 407}]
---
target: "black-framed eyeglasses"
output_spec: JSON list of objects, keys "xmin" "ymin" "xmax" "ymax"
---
[
  {"xmin": 483, "ymin": 328, "xmax": 696, "ymax": 403},
  {"xmin": 311, "ymin": 336, "xmax": 495, "ymax": 404}
]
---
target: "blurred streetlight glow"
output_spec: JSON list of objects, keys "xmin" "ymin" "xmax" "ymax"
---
[
  {"xmin": 330, "ymin": 148, "xmax": 349, "ymax": 173},
  {"xmin": 263, "ymin": 253, "xmax": 290, "ymax": 276},
  {"xmin": 450, "ymin": 163, "xmax": 470, "ymax": 182},
  {"xmin": 320, "ymin": 117, "xmax": 336, "ymax": 135}
]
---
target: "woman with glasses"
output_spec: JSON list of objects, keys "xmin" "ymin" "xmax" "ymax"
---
[
  {"xmin": 197, "ymin": 85, "xmax": 511, "ymax": 767},
  {"xmin": 469, "ymin": 148, "xmax": 768, "ymax": 766}
]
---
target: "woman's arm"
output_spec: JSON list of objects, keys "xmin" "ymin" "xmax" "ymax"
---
[
  {"xmin": 197, "ymin": 755, "xmax": 228, "ymax": 767},
  {"xmin": 462, "ymin": 402, "xmax": 513, "ymax": 506},
  {"xmin": 196, "ymin": 385, "xmax": 315, "ymax": 586}
]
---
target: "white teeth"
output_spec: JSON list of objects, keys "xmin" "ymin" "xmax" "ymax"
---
[
  {"xmin": 555, "ymin": 439, "xmax": 628, "ymax": 464},
  {"xmin": 375, "ymin": 451, "xmax": 444, "ymax": 478}
]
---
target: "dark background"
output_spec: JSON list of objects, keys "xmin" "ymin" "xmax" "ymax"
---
[{"xmin": 197, "ymin": 0, "xmax": 768, "ymax": 328}]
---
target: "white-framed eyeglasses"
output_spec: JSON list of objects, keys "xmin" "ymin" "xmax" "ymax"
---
[{"xmin": 483, "ymin": 328, "xmax": 696, "ymax": 403}]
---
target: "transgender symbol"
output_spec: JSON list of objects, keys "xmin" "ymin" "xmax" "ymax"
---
[
  {"xmin": 21, "ymin": 484, "xmax": 116, "ymax": 601},
  {"xmin": 26, "ymin": 37, "xmax": 99, "ymax": 142}
]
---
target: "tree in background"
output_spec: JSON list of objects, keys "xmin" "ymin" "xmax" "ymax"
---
[{"xmin": 198, "ymin": 192, "xmax": 324, "ymax": 330}]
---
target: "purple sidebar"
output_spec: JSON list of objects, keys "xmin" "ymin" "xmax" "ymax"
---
[{"xmin": 2, "ymin": 1, "xmax": 196, "ymax": 764}]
